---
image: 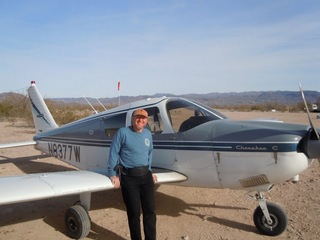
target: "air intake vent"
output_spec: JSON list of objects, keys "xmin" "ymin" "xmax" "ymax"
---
[{"xmin": 239, "ymin": 174, "xmax": 270, "ymax": 187}]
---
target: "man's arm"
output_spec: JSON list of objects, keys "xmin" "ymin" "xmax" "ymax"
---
[
  {"xmin": 148, "ymin": 132, "xmax": 157, "ymax": 182},
  {"xmin": 107, "ymin": 130, "xmax": 122, "ymax": 188}
]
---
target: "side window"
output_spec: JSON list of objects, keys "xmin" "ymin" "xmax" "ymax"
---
[
  {"xmin": 145, "ymin": 107, "xmax": 163, "ymax": 134},
  {"xmin": 103, "ymin": 113, "xmax": 126, "ymax": 139},
  {"xmin": 168, "ymin": 108, "xmax": 195, "ymax": 132},
  {"xmin": 54, "ymin": 119, "xmax": 104, "ymax": 139}
]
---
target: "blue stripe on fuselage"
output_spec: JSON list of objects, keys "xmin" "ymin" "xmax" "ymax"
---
[
  {"xmin": 154, "ymin": 140, "xmax": 297, "ymax": 152},
  {"xmin": 37, "ymin": 137, "xmax": 298, "ymax": 153}
]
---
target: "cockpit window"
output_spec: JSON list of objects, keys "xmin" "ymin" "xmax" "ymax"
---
[
  {"xmin": 166, "ymin": 99, "xmax": 227, "ymax": 132},
  {"xmin": 145, "ymin": 107, "xmax": 163, "ymax": 134},
  {"xmin": 103, "ymin": 113, "xmax": 126, "ymax": 138}
]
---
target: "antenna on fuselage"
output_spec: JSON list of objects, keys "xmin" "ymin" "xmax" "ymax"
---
[
  {"xmin": 96, "ymin": 98, "xmax": 107, "ymax": 111},
  {"xmin": 83, "ymin": 96, "xmax": 98, "ymax": 114}
]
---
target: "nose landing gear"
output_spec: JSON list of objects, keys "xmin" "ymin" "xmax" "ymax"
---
[{"xmin": 251, "ymin": 192, "xmax": 288, "ymax": 236}]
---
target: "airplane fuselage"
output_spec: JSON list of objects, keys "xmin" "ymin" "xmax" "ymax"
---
[{"xmin": 34, "ymin": 97, "xmax": 316, "ymax": 192}]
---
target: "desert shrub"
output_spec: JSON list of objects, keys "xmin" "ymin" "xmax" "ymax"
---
[
  {"xmin": 0, "ymin": 103, "xmax": 12, "ymax": 117},
  {"xmin": 0, "ymin": 93, "xmax": 310, "ymax": 128},
  {"xmin": 0, "ymin": 95, "xmax": 94, "ymax": 126},
  {"xmin": 0, "ymin": 94, "xmax": 33, "ymax": 125}
]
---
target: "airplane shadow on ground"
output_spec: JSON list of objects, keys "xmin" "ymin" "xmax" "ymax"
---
[
  {"xmin": 156, "ymin": 192, "xmax": 256, "ymax": 234},
  {"xmin": 88, "ymin": 189, "xmax": 256, "ymax": 236},
  {"xmin": 0, "ymin": 157, "xmax": 256, "ymax": 238},
  {"xmin": 0, "ymin": 154, "xmax": 76, "ymax": 173}
]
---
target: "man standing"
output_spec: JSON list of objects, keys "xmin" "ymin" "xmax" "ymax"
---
[{"xmin": 108, "ymin": 108, "xmax": 157, "ymax": 240}]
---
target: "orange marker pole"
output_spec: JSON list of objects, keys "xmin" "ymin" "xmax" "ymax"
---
[{"xmin": 118, "ymin": 81, "xmax": 121, "ymax": 106}]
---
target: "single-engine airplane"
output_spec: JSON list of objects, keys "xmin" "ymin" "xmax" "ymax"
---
[{"xmin": 1, "ymin": 81, "xmax": 320, "ymax": 239}]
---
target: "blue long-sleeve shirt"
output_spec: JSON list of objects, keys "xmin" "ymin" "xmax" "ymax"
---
[{"xmin": 107, "ymin": 126, "xmax": 153, "ymax": 177}]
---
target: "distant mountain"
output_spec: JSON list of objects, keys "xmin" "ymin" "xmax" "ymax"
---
[
  {"xmin": 0, "ymin": 92, "xmax": 26, "ymax": 102},
  {"xmin": 51, "ymin": 90, "xmax": 320, "ymax": 107},
  {"xmin": 181, "ymin": 91, "xmax": 320, "ymax": 107},
  {"xmin": 1, "ymin": 90, "xmax": 320, "ymax": 107}
]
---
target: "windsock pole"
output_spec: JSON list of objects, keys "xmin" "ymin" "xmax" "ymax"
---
[{"xmin": 118, "ymin": 81, "xmax": 121, "ymax": 106}]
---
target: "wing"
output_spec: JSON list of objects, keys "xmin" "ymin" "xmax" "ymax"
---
[
  {"xmin": 0, "ymin": 141, "xmax": 36, "ymax": 149},
  {"xmin": 0, "ymin": 170, "xmax": 186, "ymax": 206},
  {"xmin": 0, "ymin": 170, "xmax": 113, "ymax": 205}
]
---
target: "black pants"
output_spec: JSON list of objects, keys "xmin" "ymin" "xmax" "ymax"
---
[{"xmin": 121, "ymin": 171, "xmax": 156, "ymax": 240}]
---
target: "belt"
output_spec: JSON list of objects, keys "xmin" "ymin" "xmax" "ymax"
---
[{"xmin": 121, "ymin": 165, "xmax": 149, "ymax": 177}]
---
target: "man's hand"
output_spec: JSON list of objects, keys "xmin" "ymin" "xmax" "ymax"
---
[
  {"xmin": 152, "ymin": 174, "xmax": 158, "ymax": 183},
  {"xmin": 110, "ymin": 176, "xmax": 120, "ymax": 189}
]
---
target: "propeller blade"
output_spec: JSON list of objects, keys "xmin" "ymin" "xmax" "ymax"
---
[{"xmin": 299, "ymin": 83, "xmax": 320, "ymax": 140}]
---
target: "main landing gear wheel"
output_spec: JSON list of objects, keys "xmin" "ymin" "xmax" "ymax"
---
[
  {"xmin": 65, "ymin": 205, "xmax": 91, "ymax": 239},
  {"xmin": 253, "ymin": 202, "xmax": 288, "ymax": 236}
]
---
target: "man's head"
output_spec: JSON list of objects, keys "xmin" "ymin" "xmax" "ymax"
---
[
  {"xmin": 132, "ymin": 109, "xmax": 148, "ymax": 118},
  {"xmin": 131, "ymin": 109, "xmax": 148, "ymax": 132}
]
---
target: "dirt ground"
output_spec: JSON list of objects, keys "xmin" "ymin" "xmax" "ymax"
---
[{"xmin": 0, "ymin": 111, "xmax": 320, "ymax": 240}]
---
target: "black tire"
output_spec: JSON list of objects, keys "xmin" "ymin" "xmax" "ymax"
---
[
  {"xmin": 65, "ymin": 205, "xmax": 91, "ymax": 239},
  {"xmin": 253, "ymin": 202, "xmax": 288, "ymax": 236}
]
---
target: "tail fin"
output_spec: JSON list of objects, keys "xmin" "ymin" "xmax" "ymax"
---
[{"xmin": 28, "ymin": 81, "xmax": 58, "ymax": 134}]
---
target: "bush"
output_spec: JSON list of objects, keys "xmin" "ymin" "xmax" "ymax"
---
[{"xmin": 0, "ymin": 93, "xmax": 309, "ymax": 128}]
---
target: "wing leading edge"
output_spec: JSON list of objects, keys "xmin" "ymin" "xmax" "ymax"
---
[{"xmin": 0, "ymin": 170, "xmax": 187, "ymax": 206}]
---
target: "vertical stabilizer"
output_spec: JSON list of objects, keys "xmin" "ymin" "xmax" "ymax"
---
[{"xmin": 28, "ymin": 81, "xmax": 58, "ymax": 134}]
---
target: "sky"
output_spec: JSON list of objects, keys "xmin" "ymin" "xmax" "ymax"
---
[{"xmin": 0, "ymin": 0, "xmax": 320, "ymax": 98}]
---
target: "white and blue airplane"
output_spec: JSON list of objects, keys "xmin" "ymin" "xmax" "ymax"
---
[{"xmin": 0, "ymin": 81, "xmax": 319, "ymax": 239}]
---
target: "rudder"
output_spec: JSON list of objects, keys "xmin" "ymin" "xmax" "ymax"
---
[{"xmin": 28, "ymin": 81, "xmax": 58, "ymax": 134}]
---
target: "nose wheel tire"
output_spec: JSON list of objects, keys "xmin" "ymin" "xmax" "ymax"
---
[
  {"xmin": 65, "ymin": 205, "xmax": 91, "ymax": 239},
  {"xmin": 253, "ymin": 202, "xmax": 288, "ymax": 236}
]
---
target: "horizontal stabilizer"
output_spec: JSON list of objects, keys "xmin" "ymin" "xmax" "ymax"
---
[{"xmin": 0, "ymin": 141, "xmax": 36, "ymax": 149}]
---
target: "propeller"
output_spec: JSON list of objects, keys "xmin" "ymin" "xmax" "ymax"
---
[
  {"xmin": 299, "ymin": 83, "xmax": 320, "ymax": 139},
  {"xmin": 299, "ymin": 83, "xmax": 320, "ymax": 161}
]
